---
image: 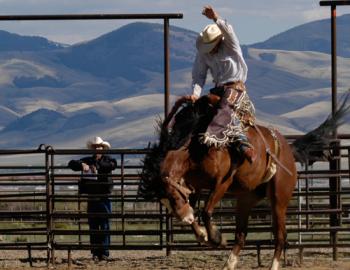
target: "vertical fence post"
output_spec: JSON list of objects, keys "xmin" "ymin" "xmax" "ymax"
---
[
  {"xmin": 166, "ymin": 211, "xmax": 172, "ymax": 256},
  {"xmin": 159, "ymin": 202, "xmax": 163, "ymax": 249},
  {"xmin": 329, "ymin": 8, "xmax": 339, "ymax": 261},
  {"xmin": 305, "ymin": 163, "xmax": 310, "ymax": 229},
  {"xmin": 49, "ymin": 147, "xmax": 55, "ymax": 265},
  {"xmin": 27, "ymin": 244, "xmax": 32, "ymax": 267},
  {"xmin": 330, "ymin": 4, "xmax": 337, "ymax": 119},
  {"xmin": 164, "ymin": 17, "xmax": 173, "ymax": 253},
  {"xmin": 45, "ymin": 147, "xmax": 52, "ymax": 265},
  {"xmin": 330, "ymin": 140, "xmax": 340, "ymax": 261},
  {"xmin": 297, "ymin": 172, "xmax": 302, "ymax": 247},
  {"xmin": 164, "ymin": 17, "xmax": 170, "ymax": 118},
  {"xmin": 319, "ymin": 1, "xmax": 348, "ymax": 261},
  {"xmin": 121, "ymin": 154, "xmax": 125, "ymax": 246},
  {"xmin": 78, "ymin": 191, "xmax": 82, "ymax": 245}
]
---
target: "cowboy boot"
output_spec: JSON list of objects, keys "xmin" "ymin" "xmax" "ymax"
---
[{"xmin": 239, "ymin": 143, "xmax": 257, "ymax": 163}]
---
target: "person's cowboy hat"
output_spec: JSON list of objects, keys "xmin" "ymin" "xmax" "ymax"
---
[
  {"xmin": 196, "ymin": 24, "xmax": 223, "ymax": 53},
  {"xmin": 86, "ymin": 136, "xmax": 111, "ymax": 150}
]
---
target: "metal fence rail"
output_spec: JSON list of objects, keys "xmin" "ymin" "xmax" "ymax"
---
[{"xmin": 0, "ymin": 143, "xmax": 349, "ymax": 266}]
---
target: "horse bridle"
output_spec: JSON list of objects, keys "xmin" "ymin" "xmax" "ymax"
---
[{"xmin": 163, "ymin": 176, "xmax": 193, "ymax": 201}]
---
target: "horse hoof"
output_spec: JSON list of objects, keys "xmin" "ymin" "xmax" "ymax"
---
[
  {"xmin": 223, "ymin": 254, "xmax": 238, "ymax": 270},
  {"xmin": 209, "ymin": 229, "xmax": 226, "ymax": 247},
  {"xmin": 209, "ymin": 225, "xmax": 226, "ymax": 247},
  {"xmin": 194, "ymin": 225, "xmax": 208, "ymax": 245},
  {"xmin": 196, "ymin": 233, "xmax": 209, "ymax": 245}
]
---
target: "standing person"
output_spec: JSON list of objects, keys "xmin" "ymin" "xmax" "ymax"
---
[
  {"xmin": 189, "ymin": 5, "xmax": 256, "ymax": 163},
  {"xmin": 68, "ymin": 136, "xmax": 117, "ymax": 262}
]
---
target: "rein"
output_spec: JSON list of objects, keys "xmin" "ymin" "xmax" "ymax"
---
[
  {"xmin": 254, "ymin": 125, "xmax": 293, "ymax": 176},
  {"xmin": 162, "ymin": 96, "xmax": 190, "ymax": 129}
]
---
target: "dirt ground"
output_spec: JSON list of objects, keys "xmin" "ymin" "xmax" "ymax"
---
[{"xmin": 0, "ymin": 249, "xmax": 349, "ymax": 270}]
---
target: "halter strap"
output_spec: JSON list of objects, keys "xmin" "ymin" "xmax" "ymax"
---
[{"xmin": 163, "ymin": 176, "xmax": 193, "ymax": 198}]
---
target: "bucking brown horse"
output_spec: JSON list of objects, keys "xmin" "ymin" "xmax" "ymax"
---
[{"xmin": 139, "ymin": 94, "xmax": 349, "ymax": 270}]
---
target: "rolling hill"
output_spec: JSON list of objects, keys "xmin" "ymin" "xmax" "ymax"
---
[{"xmin": 0, "ymin": 14, "xmax": 349, "ymax": 149}]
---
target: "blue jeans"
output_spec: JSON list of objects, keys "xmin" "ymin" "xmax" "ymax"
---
[{"xmin": 87, "ymin": 197, "xmax": 111, "ymax": 257}]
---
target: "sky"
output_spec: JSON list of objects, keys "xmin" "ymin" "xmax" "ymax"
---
[{"xmin": 0, "ymin": 0, "xmax": 349, "ymax": 45}]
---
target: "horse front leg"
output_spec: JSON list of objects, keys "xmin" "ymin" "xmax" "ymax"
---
[
  {"xmin": 202, "ymin": 179, "xmax": 233, "ymax": 247},
  {"xmin": 191, "ymin": 221, "xmax": 208, "ymax": 244},
  {"xmin": 188, "ymin": 192, "xmax": 209, "ymax": 245}
]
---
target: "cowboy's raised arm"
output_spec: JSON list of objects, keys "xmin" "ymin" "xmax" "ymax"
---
[
  {"xmin": 202, "ymin": 5, "xmax": 241, "ymax": 53},
  {"xmin": 191, "ymin": 51, "xmax": 208, "ymax": 98}
]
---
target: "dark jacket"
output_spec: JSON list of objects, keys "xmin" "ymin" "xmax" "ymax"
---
[{"xmin": 68, "ymin": 155, "xmax": 117, "ymax": 194}]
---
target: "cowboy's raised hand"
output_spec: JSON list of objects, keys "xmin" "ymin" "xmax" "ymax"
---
[{"xmin": 202, "ymin": 5, "xmax": 218, "ymax": 21}]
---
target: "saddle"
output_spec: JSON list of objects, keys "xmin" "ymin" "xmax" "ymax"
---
[{"xmin": 207, "ymin": 85, "xmax": 255, "ymax": 127}]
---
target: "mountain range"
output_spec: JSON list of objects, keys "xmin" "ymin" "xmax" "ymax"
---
[{"xmin": 0, "ymin": 14, "xmax": 349, "ymax": 149}]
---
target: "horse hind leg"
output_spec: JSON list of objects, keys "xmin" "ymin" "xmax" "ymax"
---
[
  {"xmin": 189, "ymin": 193, "xmax": 209, "ymax": 245},
  {"xmin": 268, "ymin": 176, "xmax": 294, "ymax": 270},
  {"xmin": 270, "ymin": 201, "xmax": 287, "ymax": 270},
  {"xmin": 202, "ymin": 179, "xmax": 233, "ymax": 247},
  {"xmin": 223, "ymin": 192, "xmax": 263, "ymax": 270}
]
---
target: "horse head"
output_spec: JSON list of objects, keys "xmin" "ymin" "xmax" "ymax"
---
[
  {"xmin": 158, "ymin": 96, "xmax": 217, "ymax": 224},
  {"xmin": 160, "ymin": 148, "xmax": 195, "ymax": 224},
  {"xmin": 161, "ymin": 177, "xmax": 195, "ymax": 224},
  {"xmin": 139, "ymin": 96, "xmax": 215, "ymax": 224}
]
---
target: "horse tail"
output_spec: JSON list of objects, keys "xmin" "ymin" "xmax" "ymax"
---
[{"xmin": 291, "ymin": 91, "xmax": 350, "ymax": 165}]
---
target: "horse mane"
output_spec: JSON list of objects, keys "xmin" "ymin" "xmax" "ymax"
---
[{"xmin": 138, "ymin": 96, "xmax": 215, "ymax": 200}]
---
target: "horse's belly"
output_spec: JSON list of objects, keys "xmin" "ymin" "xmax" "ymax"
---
[
  {"xmin": 234, "ymin": 172, "xmax": 267, "ymax": 191},
  {"xmin": 228, "ymin": 178, "xmax": 253, "ymax": 195}
]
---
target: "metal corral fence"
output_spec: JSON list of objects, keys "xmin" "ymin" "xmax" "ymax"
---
[{"xmin": 0, "ymin": 140, "xmax": 349, "ymax": 266}]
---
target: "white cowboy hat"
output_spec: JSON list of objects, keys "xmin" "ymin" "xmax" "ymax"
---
[
  {"xmin": 196, "ymin": 24, "xmax": 223, "ymax": 53},
  {"xmin": 86, "ymin": 136, "xmax": 111, "ymax": 150}
]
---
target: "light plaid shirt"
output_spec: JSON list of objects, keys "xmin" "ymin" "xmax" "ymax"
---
[{"xmin": 192, "ymin": 18, "xmax": 248, "ymax": 97}]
